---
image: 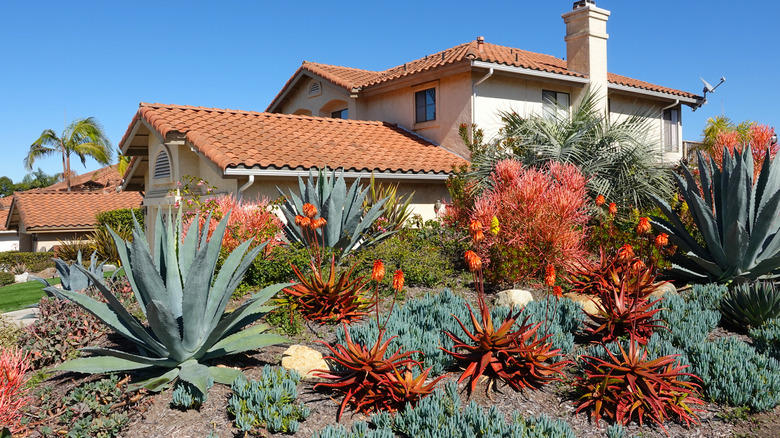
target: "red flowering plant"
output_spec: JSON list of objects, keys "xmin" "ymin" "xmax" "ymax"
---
[
  {"xmin": 281, "ymin": 203, "xmax": 377, "ymax": 324},
  {"xmin": 709, "ymin": 124, "xmax": 778, "ymax": 179},
  {"xmin": 586, "ymin": 198, "xmax": 676, "ymax": 270},
  {"xmin": 568, "ymin": 249, "xmax": 666, "ymax": 345},
  {"xmin": 575, "ymin": 337, "xmax": 704, "ymax": 432},
  {"xmin": 314, "ymin": 265, "xmax": 442, "ymax": 420},
  {"xmin": 442, "ymin": 248, "xmax": 569, "ymax": 394},
  {"xmin": 468, "ymin": 159, "xmax": 591, "ymax": 285},
  {"xmin": 0, "ymin": 347, "xmax": 32, "ymax": 436}
]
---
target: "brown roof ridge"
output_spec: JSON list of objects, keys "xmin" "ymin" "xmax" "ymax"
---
[{"xmin": 302, "ymin": 60, "xmax": 379, "ymax": 75}]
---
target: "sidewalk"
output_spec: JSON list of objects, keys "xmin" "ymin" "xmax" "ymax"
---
[{"xmin": 3, "ymin": 306, "xmax": 39, "ymax": 327}]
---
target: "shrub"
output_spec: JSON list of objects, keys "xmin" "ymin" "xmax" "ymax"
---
[
  {"xmin": 0, "ymin": 347, "xmax": 31, "ymax": 436},
  {"xmin": 688, "ymin": 336, "xmax": 780, "ymax": 411},
  {"xmin": 720, "ymin": 280, "xmax": 780, "ymax": 330},
  {"xmin": 95, "ymin": 207, "xmax": 143, "ymax": 231},
  {"xmin": 363, "ymin": 174, "xmax": 414, "ymax": 233},
  {"xmin": 575, "ymin": 340, "xmax": 703, "ymax": 431},
  {"xmin": 54, "ymin": 210, "xmax": 288, "ymax": 398},
  {"xmin": 18, "ymin": 295, "xmax": 107, "ymax": 369},
  {"xmin": 353, "ymin": 233, "xmax": 454, "ymax": 288},
  {"xmin": 229, "ymin": 366, "xmax": 310, "ymax": 434},
  {"xmin": 313, "ymin": 382, "xmax": 576, "ymax": 438},
  {"xmin": 0, "ymin": 272, "xmax": 13, "ymax": 287},
  {"xmin": 0, "ymin": 316, "xmax": 23, "ymax": 349},
  {"xmin": 183, "ymin": 193, "xmax": 283, "ymax": 253},
  {"xmin": 469, "ymin": 159, "xmax": 590, "ymax": 284},
  {"xmin": 0, "ymin": 251, "xmax": 54, "ymax": 271},
  {"xmin": 242, "ymin": 243, "xmax": 314, "ymax": 289}
]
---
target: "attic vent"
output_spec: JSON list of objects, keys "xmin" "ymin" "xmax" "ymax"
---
[
  {"xmin": 153, "ymin": 148, "xmax": 171, "ymax": 179},
  {"xmin": 309, "ymin": 81, "xmax": 322, "ymax": 96}
]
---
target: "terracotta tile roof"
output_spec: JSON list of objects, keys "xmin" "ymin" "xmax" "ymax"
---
[
  {"xmin": 44, "ymin": 165, "xmax": 124, "ymax": 192},
  {"xmin": 269, "ymin": 40, "xmax": 697, "ymax": 110},
  {"xmin": 0, "ymin": 197, "xmax": 12, "ymax": 209},
  {"xmin": 0, "ymin": 209, "xmax": 9, "ymax": 231},
  {"xmin": 13, "ymin": 190, "xmax": 142, "ymax": 230},
  {"xmin": 122, "ymin": 103, "xmax": 467, "ymax": 174}
]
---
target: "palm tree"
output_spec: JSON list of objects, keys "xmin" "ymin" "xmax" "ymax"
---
[
  {"xmin": 24, "ymin": 117, "xmax": 112, "ymax": 191},
  {"xmin": 469, "ymin": 89, "xmax": 675, "ymax": 211}
]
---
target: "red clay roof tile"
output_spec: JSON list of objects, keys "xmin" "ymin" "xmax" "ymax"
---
[
  {"xmin": 124, "ymin": 103, "xmax": 468, "ymax": 175},
  {"xmin": 14, "ymin": 190, "xmax": 142, "ymax": 230},
  {"xmin": 268, "ymin": 40, "xmax": 697, "ymax": 111}
]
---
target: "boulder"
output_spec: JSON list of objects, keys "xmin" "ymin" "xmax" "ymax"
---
[
  {"xmin": 281, "ymin": 345, "xmax": 329, "ymax": 379},
  {"xmin": 494, "ymin": 289, "xmax": 534, "ymax": 309},
  {"xmin": 102, "ymin": 264, "xmax": 118, "ymax": 273},
  {"xmin": 648, "ymin": 282, "xmax": 677, "ymax": 302},
  {"xmin": 14, "ymin": 273, "xmax": 29, "ymax": 283},
  {"xmin": 563, "ymin": 292, "xmax": 602, "ymax": 317}
]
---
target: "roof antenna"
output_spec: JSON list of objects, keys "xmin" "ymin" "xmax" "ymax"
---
[{"xmin": 692, "ymin": 76, "xmax": 725, "ymax": 111}]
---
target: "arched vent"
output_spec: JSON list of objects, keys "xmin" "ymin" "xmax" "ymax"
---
[
  {"xmin": 309, "ymin": 81, "xmax": 322, "ymax": 95},
  {"xmin": 153, "ymin": 148, "xmax": 171, "ymax": 179}
]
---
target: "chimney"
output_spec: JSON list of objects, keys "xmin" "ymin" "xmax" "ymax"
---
[
  {"xmin": 562, "ymin": 1, "xmax": 610, "ymax": 111},
  {"xmin": 477, "ymin": 36, "xmax": 484, "ymax": 52}
]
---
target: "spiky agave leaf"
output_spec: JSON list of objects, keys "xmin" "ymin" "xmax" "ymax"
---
[
  {"xmin": 651, "ymin": 147, "xmax": 780, "ymax": 282},
  {"xmin": 54, "ymin": 208, "xmax": 288, "ymax": 397}
]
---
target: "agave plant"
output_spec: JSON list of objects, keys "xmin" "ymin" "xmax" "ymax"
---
[
  {"xmin": 576, "ymin": 340, "xmax": 704, "ymax": 431},
  {"xmin": 442, "ymin": 294, "xmax": 568, "ymax": 393},
  {"xmin": 363, "ymin": 173, "xmax": 414, "ymax": 233},
  {"xmin": 277, "ymin": 168, "xmax": 390, "ymax": 258},
  {"xmin": 32, "ymin": 251, "xmax": 106, "ymax": 299},
  {"xmin": 652, "ymin": 147, "xmax": 780, "ymax": 283},
  {"xmin": 54, "ymin": 210, "xmax": 288, "ymax": 398},
  {"xmin": 720, "ymin": 280, "xmax": 780, "ymax": 330}
]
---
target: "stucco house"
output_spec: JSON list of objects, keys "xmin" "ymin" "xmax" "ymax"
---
[
  {"xmin": 5, "ymin": 165, "xmax": 142, "ymax": 252},
  {"xmin": 0, "ymin": 197, "xmax": 19, "ymax": 252},
  {"xmin": 119, "ymin": 1, "xmax": 699, "ymax": 237}
]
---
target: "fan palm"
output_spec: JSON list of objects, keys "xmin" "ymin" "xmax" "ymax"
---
[
  {"xmin": 24, "ymin": 117, "xmax": 112, "ymax": 191},
  {"xmin": 470, "ymin": 89, "xmax": 675, "ymax": 211}
]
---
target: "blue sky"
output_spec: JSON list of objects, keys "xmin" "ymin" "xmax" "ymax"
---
[{"xmin": 1, "ymin": 0, "xmax": 776, "ymax": 182}]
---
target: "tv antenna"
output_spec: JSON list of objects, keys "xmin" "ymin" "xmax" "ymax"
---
[{"xmin": 693, "ymin": 76, "xmax": 725, "ymax": 111}]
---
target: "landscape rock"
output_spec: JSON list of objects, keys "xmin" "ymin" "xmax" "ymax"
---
[
  {"xmin": 281, "ymin": 344, "xmax": 329, "ymax": 379},
  {"xmin": 563, "ymin": 292, "xmax": 602, "ymax": 316},
  {"xmin": 14, "ymin": 273, "xmax": 29, "ymax": 283},
  {"xmin": 103, "ymin": 264, "xmax": 118, "ymax": 273},
  {"xmin": 494, "ymin": 289, "xmax": 534, "ymax": 308},
  {"xmin": 649, "ymin": 282, "xmax": 677, "ymax": 301}
]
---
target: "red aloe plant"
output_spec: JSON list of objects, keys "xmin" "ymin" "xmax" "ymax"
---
[
  {"xmin": 569, "ymin": 249, "xmax": 666, "ymax": 344},
  {"xmin": 314, "ymin": 327, "xmax": 440, "ymax": 420},
  {"xmin": 576, "ymin": 339, "xmax": 704, "ymax": 432},
  {"xmin": 0, "ymin": 347, "xmax": 32, "ymax": 436},
  {"xmin": 442, "ymin": 292, "xmax": 569, "ymax": 393},
  {"xmin": 283, "ymin": 255, "xmax": 374, "ymax": 324}
]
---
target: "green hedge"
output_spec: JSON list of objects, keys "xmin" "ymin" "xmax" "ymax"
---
[
  {"xmin": 95, "ymin": 207, "xmax": 144, "ymax": 231},
  {"xmin": 0, "ymin": 251, "xmax": 54, "ymax": 272}
]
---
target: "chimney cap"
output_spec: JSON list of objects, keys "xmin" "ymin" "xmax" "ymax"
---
[
  {"xmin": 477, "ymin": 36, "xmax": 485, "ymax": 43},
  {"xmin": 573, "ymin": 0, "xmax": 596, "ymax": 8}
]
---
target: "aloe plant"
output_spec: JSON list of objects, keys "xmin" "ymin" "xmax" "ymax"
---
[
  {"xmin": 721, "ymin": 281, "xmax": 780, "ymax": 330},
  {"xmin": 277, "ymin": 168, "xmax": 390, "ymax": 258},
  {"xmin": 651, "ymin": 147, "xmax": 780, "ymax": 282},
  {"xmin": 31, "ymin": 251, "xmax": 106, "ymax": 299},
  {"xmin": 54, "ymin": 210, "xmax": 288, "ymax": 398}
]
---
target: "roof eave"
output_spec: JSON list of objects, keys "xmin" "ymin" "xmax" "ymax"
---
[
  {"xmin": 608, "ymin": 83, "xmax": 700, "ymax": 106},
  {"xmin": 471, "ymin": 60, "xmax": 589, "ymax": 84},
  {"xmin": 224, "ymin": 166, "xmax": 452, "ymax": 181}
]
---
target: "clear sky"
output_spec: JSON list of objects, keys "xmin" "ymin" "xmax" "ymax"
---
[{"xmin": 1, "ymin": 0, "xmax": 776, "ymax": 183}]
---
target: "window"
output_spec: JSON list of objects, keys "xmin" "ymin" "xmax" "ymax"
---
[
  {"xmin": 415, "ymin": 88, "xmax": 436, "ymax": 123},
  {"xmin": 663, "ymin": 108, "xmax": 680, "ymax": 153},
  {"xmin": 153, "ymin": 148, "xmax": 171, "ymax": 179},
  {"xmin": 331, "ymin": 108, "xmax": 348, "ymax": 119},
  {"xmin": 542, "ymin": 90, "xmax": 570, "ymax": 118}
]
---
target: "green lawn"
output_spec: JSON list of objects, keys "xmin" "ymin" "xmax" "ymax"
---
[{"xmin": 0, "ymin": 278, "xmax": 61, "ymax": 313}]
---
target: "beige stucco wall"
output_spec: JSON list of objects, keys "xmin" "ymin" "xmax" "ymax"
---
[
  {"xmin": 608, "ymin": 94, "xmax": 683, "ymax": 162},
  {"xmin": 241, "ymin": 175, "xmax": 450, "ymax": 224},
  {"xmin": 30, "ymin": 231, "xmax": 90, "ymax": 252},
  {"xmin": 361, "ymin": 72, "xmax": 472, "ymax": 158},
  {"xmin": 278, "ymin": 77, "xmax": 352, "ymax": 118},
  {"xmin": 0, "ymin": 232, "xmax": 18, "ymax": 252}
]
